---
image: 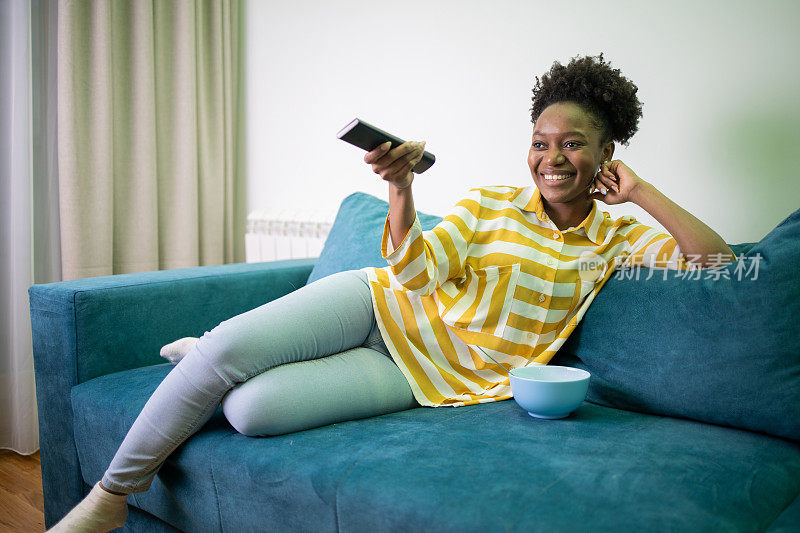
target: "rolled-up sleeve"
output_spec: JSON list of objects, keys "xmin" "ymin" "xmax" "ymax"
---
[
  {"xmin": 381, "ymin": 188, "xmax": 481, "ymax": 295},
  {"xmin": 628, "ymin": 229, "xmax": 689, "ymax": 270},
  {"xmin": 620, "ymin": 220, "xmax": 736, "ymax": 270}
]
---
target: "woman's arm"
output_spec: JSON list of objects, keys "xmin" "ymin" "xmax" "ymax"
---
[
  {"xmin": 628, "ymin": 181, "xmax": 734, "ymax": 267},
  {"xmin": 388, "ymin": 182, "xmax": 417, "ymax": 249},
  {"xmin": 364, "ymin": 140, "xmax": 478, "ymax": 296},
  {"xmin": 591, "ymin": 160, "xmax": 735, "ymax": 268},
  {"xmin": 364, "ymin": 140, "xmax": 426, "ymax": 249}
]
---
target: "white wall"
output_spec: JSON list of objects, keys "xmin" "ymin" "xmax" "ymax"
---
[{"xmin": 245, "ymin": 0, "xmax": 800, "ymax": 244}]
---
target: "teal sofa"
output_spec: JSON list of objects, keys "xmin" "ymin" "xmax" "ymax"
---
[{"xmin": 30, "ymin": 192, "xmax": 800, "ymax": 532}]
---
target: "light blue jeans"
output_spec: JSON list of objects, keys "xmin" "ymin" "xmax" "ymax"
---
[{"xmin": 101, "ymin": 269, "xmax": 418, "ymax": 494}]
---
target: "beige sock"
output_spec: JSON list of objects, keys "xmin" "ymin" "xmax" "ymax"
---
[
  {"xmin": 48, "ymin": 481, "xmax": 128, "ymax": 533},
  {"xmin": 160, "ymin": 336, "xmax": 199, "ymax": 364}
]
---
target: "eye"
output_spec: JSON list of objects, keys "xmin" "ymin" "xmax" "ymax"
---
[
  {"xmin": 531, "ymin": 141, "xmax": 545, "ymax": 149},
  {"xmin": 565, "ymin": 141, "xmax": 581, "ymax": 148}
]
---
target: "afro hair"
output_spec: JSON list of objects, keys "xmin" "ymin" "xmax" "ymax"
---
[{"xmin": 529, "ymin": 53, "xmax": 643, "ymax": 147}]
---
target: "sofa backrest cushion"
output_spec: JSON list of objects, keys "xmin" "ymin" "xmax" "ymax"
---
[
  {"xmin": 556, "ymin": 207, "xmax": 799, "ymax": 442},
  {"xmin": 306, "ymin": 192, "xmax": 442, "ymax": 284}
]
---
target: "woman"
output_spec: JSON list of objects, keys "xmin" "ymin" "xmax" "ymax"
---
[{"xmin": 50, "ymin": 53, "xmax": 733, "ymax": 532}]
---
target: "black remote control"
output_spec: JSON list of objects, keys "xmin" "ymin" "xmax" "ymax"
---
[{"xmin": 337, "ymin": 118, "xmax": 435, "ymax": 173}]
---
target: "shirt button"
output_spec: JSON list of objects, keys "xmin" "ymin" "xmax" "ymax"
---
[
  {"xmin": 547, "ymin": 258, "xmax": 554, "ymax": 266},
  {"xmin": 538, "ymin": 294, "xmax": 546, "ymax": 303},
  {"xmin": 552, "ymin": 232, "xmax": 560, "ymax": 240}
]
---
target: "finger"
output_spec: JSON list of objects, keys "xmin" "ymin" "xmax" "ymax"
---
[
  {"xmin": 591, "ymin": 176, "xmax": 608, "ymax": 195},
  {"xmin": 600, "ymin": 161, "xmax": 616, "ymax": 178},
  {"xmin": 401, "ymin": 158, "xmax": 419, "ymax": 179},
  {"xmin": 409, "ymin": 145, "xmax": 426, "ymax": 170},
  {"xmin": 370, "ymin": 142, "xmax": 413, "ymax": 174},
  {"xmin": 385, "ymin": 140, "xmax": 421, "ymax": 163},
  {"xmin": 364, "ymin": 141, "xmax": 392, "ymax": 164},
  {"xmin": 381, "ymin": 159, "xmax": 416, "ymax": 187},
  {"xmin": 382, "ymin": 144, "xmax": 423, "ymax": 177},
  {"xmin": 374, "ymin": 141, "xmax": 424, "ymax": 177},
  {"xmin": 368, "ymin": 141, "xmax": 393, "ymax": 163},
  {"xmin": 373, "ymin": 141, "xmax": 419, "ymax": 172},
  {"xmin": 414, "ymin": 141, "xmax": 426, "ymax": 161},
  {"xmin": 588, "ymin": 190, "xmax": 606, "ymax": 202},
  {"xmin": 390, "ymin": 141, "xmax": 423, "ymax": 167},
  {"xmin": 597, "ymin": 173, "xmax": 618, "ymax": 193}
]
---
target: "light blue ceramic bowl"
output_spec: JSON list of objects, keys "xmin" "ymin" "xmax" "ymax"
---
[{"xmin": 509, "ymin": 365, "xmax": 591, "ymax": 419}]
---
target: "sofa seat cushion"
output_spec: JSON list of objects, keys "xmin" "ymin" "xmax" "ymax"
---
[{"xmin": 72, "ymin": 364, "xmax": 800, "ymax": 532}]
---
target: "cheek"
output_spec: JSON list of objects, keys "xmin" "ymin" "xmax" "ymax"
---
[
  {"xmin": 570, "ymin": 156, "xmax": 598, "ymax": 185},
  {"xmin": 574, "ymin": 155, "xmax": 598, "ymax": 174}
]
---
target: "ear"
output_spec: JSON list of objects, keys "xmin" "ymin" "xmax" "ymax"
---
[{"xmin": 602, "ymin": 141, "xmax": 615, "ymax": 162}]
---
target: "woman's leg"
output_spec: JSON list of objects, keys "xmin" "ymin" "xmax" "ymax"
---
[
  {"xmin": 222, "ymin": 324, "xmax": 417, "ymax": 437},
  {"xmin": 157, "ymin": 305, "xmax": 417, "ymax": 436},
  {"xmin": 100, "ymin": 269, "xmax": 383, "ymax": 495}
]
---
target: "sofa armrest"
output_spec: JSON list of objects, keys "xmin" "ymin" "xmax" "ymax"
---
[{"xmin": 28, "ymin": 258, "xmax": 316, "ymax": 526}]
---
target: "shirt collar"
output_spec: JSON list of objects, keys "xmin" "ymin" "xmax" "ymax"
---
[{"xmin": 511, "ymin": 185, "xmax": 606, "ymax": 245}]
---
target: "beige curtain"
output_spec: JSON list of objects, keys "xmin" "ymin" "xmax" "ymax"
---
[{"xmin": 57, "ymin": 0, "xmax": 244, "ymax": 280}]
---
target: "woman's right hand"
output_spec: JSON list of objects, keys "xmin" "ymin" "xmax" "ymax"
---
[{"xmin": 364, "ymin": 140, "xmax": 426, "ymax": 190}]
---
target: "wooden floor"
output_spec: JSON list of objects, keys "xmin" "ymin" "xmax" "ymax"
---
[{"xmin": 0, "ymin": 450, "xmax": 45, "ymax": 532}]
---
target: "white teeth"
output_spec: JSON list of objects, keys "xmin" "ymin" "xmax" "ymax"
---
[{"xmin": 543, "ymin": 173, "xmax": 574, "ymax": 181}]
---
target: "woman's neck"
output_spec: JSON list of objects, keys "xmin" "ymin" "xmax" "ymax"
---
[{"xmin": 543, "ymin": 200, "xmax": 592, "ymax": 231}]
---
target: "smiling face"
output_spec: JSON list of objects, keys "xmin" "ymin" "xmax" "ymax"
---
[{"xmin": 528, "ymin": 102, "xmax": 614, "ymax": 225}]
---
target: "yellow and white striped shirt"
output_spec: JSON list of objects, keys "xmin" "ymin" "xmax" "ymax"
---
[{"xmin": 361, "ymin": 185, "xmax": 689, "ymax": 408}]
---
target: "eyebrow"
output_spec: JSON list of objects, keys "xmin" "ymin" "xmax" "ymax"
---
[{"xmin": 532, "ymin": 130, "xmax": 587, "ymax": 138}]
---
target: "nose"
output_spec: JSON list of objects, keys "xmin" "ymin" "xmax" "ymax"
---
[{"xmin": 544, "ymin": 146, "xmax": 565, "ymax": 166}]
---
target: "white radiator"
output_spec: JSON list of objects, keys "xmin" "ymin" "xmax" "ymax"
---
[{"xmin": 245, "ymin": 209, "xmax": 337, "ymax": 262}]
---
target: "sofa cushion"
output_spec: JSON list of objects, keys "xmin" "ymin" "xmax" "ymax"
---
[
  {"xmin": 71, "ymin": 364, "xmax": 800, "ymax": 531},
  {"xmin": 306, "ymin": 192, "xmax": 442, "ymax": 284},
  {"xmin": 557, "ymin": 207, "xmax": 800, "ymax": 442}
]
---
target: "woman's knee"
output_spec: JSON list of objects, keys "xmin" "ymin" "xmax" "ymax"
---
[
  {"xmin": 189, "ymin": 298, "xmax": 297, "ymax": 381},
  {"xmin": 221, "ymin": 375, "xmax": 284, "ymax": 436},
  {"xmin": 221, "ymin": 365, "xmax": 325, "ymax": 436},
  {"xmin": 189, "ymin": 326, "xmax": 252, "ymax": 380}
]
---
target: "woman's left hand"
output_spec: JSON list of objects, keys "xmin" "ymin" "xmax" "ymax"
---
[{"xmin": 589, "ymin": 159, "xmax": 648, "ymax": 205}]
